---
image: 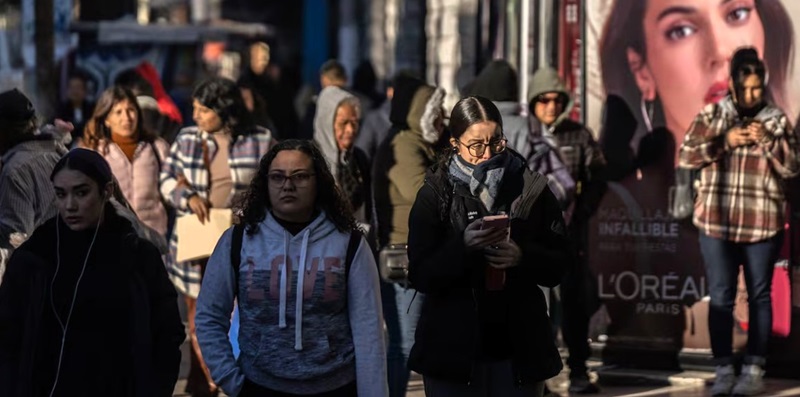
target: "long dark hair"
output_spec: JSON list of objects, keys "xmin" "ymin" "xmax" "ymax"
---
[
  {"xmin": 601, "ymin": 0, "xmax": 794, "ymax": 129},
  {"xmin": 193, "ymin": 77, "xmax": 257, "ymax": 138},
  {"xmin": 84, "ymin": 86, "xmax": 155, "ymax": 151},
  {"xmin": 436, "ymin": 96, "xmax": 505, "ymax": 167},
  {"xmin": 235, "ymin": 139, "xmax": 358, "ymax": 235},
  {"xmin": 731, "ymin": 48, "xmax": 767, "ymax": 87},
  {"xmin": 449, "ymin": 96, "xmax": 504, "ymax": 140}
]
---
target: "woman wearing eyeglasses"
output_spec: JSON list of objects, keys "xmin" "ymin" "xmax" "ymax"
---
[
  {"xmin": 406, "ymin": 96, "xmax": 572, "ymax": 396},
  {"xmin": 195, "ymin": 139, "xmax": 388, "ymax": 397}
]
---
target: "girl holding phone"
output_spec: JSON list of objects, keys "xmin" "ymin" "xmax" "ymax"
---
[{"xmin": 406, "ymin": 96, "xmax": 573, "ymax": 396}]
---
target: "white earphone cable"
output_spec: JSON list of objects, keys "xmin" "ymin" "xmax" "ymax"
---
[{"xmin": 48, "ymin": 209, "xmax": 102, "ymax": 397}]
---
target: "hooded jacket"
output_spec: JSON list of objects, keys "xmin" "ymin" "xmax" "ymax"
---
[
  {"xmin": 373, "ymin": 85, "xmax": 445, "ymax": 246},
  {"xmin": 523, "ymin": 68, "xmax": 606, "ymax": 225},
  {"xmin": 313, "ymin": 86, "xmax": 372, "ymax": 223},
  {"xmin": 195, "ymin": 212, "xmax": 387, "ymax": 397}
]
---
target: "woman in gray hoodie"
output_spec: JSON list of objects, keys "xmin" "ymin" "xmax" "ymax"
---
[{"xmin": 196, "ymin": 140, "xmax": 387, "ymax": 397}]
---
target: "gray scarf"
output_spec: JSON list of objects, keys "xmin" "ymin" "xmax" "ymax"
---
[{"xmin": 448, "ymin": 152, "xmax": 513, "ymax": 211}]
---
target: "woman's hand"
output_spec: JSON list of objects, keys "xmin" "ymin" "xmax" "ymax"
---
[
  {"xmin": 483, "ymin": 240, "xmax": 522, "ymax": 269},
  {"xmin": 188, "ymin": 194, "xmax": 211, "ymax": 224},
  {"xmin": 463, "ymin": 218, "xmax": 508, "ymax": 251},
  {"xmin": 726, "ymin": 126, "xmax": 751, "ymax": 149},
  {"xmin": 746, "ymin": 121, "xmax": 768, "ymax": 144}
]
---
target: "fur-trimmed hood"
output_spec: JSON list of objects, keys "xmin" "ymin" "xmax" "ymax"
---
[{"xmin": 407, "ymin": 86, "xmax": 445, "ymax": 144}]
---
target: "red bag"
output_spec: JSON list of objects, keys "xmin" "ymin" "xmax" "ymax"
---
[
  {"xmin": 738, "ymin": 218, "xmax": 793, "ymax": 337},
  {"xmin": 737, "ymin": 264, "xmax": 792, "ymax": 337}
]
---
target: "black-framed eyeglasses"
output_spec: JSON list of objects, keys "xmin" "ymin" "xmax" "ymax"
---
[
  {"xmin": 267, "ymin": 172, "xmax": 316, "ymax": 188},
  {"xmin": 457, "ymin": 137, "xmax": 508, "ymax": 157}
]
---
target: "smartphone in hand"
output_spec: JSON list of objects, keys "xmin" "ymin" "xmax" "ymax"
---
[
  {"xmin": 481, "ymin": 214, "xmax": 509, "ymax": 291},
  {"xmin": 481, "ymin": 214, "xmax": 510, "ymax": 241}
]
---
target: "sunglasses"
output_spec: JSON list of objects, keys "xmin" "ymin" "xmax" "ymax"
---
[{"xmin": 536, "ymin": 95, "xmax": 565, "ymax": 105}]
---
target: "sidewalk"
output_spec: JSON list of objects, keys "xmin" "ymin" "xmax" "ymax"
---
[{"xmin": 172, "ymin": 341, "xmax": 800, "ymax": 397}]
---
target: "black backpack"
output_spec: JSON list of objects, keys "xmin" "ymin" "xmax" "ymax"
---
[{"xmin": 229, "ymin": 225, "xmax": 362, "ymax": 297}]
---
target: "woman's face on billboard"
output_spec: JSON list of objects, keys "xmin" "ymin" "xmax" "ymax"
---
[{"xmin": 629, "ymin": 0, "xmax": 765, "ymax": 137}]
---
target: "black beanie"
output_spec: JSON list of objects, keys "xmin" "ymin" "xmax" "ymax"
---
[{"xmin": 0, "ymin": 88, "xmax": 35, "ymax": 122}]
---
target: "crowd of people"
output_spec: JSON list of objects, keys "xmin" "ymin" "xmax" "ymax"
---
[{"xmin": 0, "ymin": 39, "xmax": 795, "ymax": 397}]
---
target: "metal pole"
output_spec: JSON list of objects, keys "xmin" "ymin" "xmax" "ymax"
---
[{"xmin": 519, "ymin": 0, "xmax": 530, "ymax": 116}]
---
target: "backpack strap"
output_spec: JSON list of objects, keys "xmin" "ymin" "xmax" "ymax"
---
[
  {"xmin": 230, "ymin": 224, "xmax": 245, "ymax": 297},
  {"xmin": 344, "ymin": 230, "xmax": 362, "ymax": 280}
]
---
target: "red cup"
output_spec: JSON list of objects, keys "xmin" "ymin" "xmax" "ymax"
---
[{"xmin": 486, "ymin": 267, "xmax": 506, "ymax": 291}]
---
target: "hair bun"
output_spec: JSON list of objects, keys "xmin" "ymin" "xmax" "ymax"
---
[{"xmin": 731, "ymin": 47, "xmax": 763, "ymax": 76}]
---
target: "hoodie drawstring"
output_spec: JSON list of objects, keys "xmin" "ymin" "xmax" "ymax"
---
[
  {"xmin": 278, "ymin": 232, "xmax": 289, "ymax": 329},
  {"xmin": 294, "ymin": 229, "xmax": 311, "ymax": 351}
]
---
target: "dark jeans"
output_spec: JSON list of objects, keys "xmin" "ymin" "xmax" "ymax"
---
[
  {"xmin": 698, "ymin": 232, "xmax": 783, "ymax": 367},
  {"xmin": 560, "ymin": 267, "xmax": 593, "ymax": 376},
  {"xmin": 423, "ymin": 361, "xmax": 544, "ymax": 397},
  {"xmin": 239, "ymin": 379, "xmax": 356, "ymax": 397},
  {"xmin": 381, "ymin": 281, "xmax": 424, "ymax": 397}
]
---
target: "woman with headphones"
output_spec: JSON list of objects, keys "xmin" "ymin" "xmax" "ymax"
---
[{"xmin": 0, "ymin": 149, "xmax": 185, "ymax": 397}]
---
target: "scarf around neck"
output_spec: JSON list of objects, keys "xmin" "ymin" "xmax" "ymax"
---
[{"xmin": 448, "ymin": 152, "xmax": 520, "ymax": 211}]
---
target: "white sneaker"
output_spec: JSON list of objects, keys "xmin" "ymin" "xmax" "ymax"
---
[
  {"xmin": 732, "ymin": 364, "xmax": 765, "ymax": 396},
  {"xmin": 711, "ymin": 364, "xmax": 736, "ymax": 396}
]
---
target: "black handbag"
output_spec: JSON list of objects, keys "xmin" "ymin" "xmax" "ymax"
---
[{"xmin": 379, "ymin": 244, "xmax": 409, "ymax": 284}]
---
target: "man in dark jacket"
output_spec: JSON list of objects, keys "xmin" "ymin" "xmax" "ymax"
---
[
  {"xmin": 526, "ymin": 67, "xmax": 606, "ymax": 394},
  {"xmin": 0, "ymin": 89, "xmax": 70, "ymax": 281}
]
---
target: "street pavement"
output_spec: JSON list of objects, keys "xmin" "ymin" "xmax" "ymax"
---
[{"xmin": 172, "ymin": 339, "xmax": 800, "ymax": 397}]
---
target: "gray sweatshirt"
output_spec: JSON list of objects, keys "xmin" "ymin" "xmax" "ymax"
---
[{"xmin": 195, "ymin": 211, "xmax": 388, "ymax": 396}]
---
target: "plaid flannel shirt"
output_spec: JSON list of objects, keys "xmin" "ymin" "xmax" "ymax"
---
[
  {"xmin": 679, "ymin": 97, "xmax": 800, "ymax": 243},
  {"xmin": 160, "ymin": 126, "xmax": 275, "ymax": 297}
]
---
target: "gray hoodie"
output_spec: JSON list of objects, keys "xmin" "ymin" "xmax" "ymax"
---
[
  {"xmin": 195, "ymin": 211, "xmax": 387, "ymax": 396},
  {"xmin": 313, "ymin": 86, "xmax": 361, "ymax": 182},
  {"xmin": 312, "ymin": 86, "xmax": 372, "ymax": 224}
]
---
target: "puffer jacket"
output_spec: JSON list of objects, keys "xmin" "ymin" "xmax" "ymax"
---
[{"xmin": 98, "ymin": 139, "xmax": 170, "ymax": 237}]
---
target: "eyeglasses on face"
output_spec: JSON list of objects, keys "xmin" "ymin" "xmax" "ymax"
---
[
  {"xmin": 457, "ymin": 137, "xmax": 508, "ymax": 157},
  {"xmin": 267, "ymin": 172, "xmax": 316, "ymax": 188}
]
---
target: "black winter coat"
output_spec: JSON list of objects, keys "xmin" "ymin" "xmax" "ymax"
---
[
  {"xmin": 407, "ymin": 159, "xmax": 572, "ymax": 386},
  {"xmin": 0, "ymin": 208, "xmax": 185, "ymax": 397}
]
